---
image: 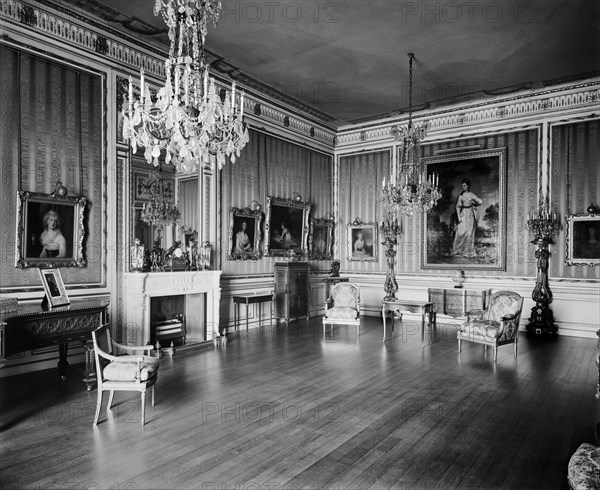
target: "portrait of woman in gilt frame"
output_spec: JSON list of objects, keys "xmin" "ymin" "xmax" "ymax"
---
[{"xmin": 15, "ymin": 191, "xmax": 87, "ymax": 268}]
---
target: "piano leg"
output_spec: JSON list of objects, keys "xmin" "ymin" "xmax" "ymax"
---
[
  {"xmin": 82, "ymin": 340, "xmax": 97, "ymax": 391},
  {"xmin": 58, "ymin": 343, "xmax": 69, "ymax": 381}
]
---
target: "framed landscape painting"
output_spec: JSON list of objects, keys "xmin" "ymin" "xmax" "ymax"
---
[
  {"xmin": 264, "ymin": 196, "xmax": 311, "ymax": 257},
  {"xmin": 565, "ymin": 214, "xmax": 600, "ymax": 266},
  {"xmin": 15, "ymin": 191, "xmax": 87, "ymax": 268},
  {"xmin": 421, "ymin": 148, "xmax": 506, "ymax": 270}
]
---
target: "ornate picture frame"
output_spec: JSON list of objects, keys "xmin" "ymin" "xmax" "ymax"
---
[
  {"xmin": 228, "ymin": 207, "xmax": 263, "ymax": 260},
  {"xmin": 15, "ymin": 191, "xmax": 87, "ymax": 268},
  {"xmin": 347, "ymin": 219, "xmax": 378, "ymax": 262},
  {"xmin": 38, "ymin": 267, "xmax": 70, "ymax": 309},
  {"xmin": 265, "ymin": 196, "xmax": 311, "ymax": 257},
  {"xmin": 565, "ymin": 213, "xmax": 600, "ymax": 266},
  {"xmin": 421, "ymin": 148, "xmax": 506, "ymax": 270},
  {"xmin": 309, "ymin": 217, "xmax": 334, "ymax": 260}
]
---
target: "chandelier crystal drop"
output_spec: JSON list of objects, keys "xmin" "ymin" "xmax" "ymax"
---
[
  {"xmin": 381, "ymin": 53, "xmax": 441, "ymax": 218},
  {"xmin": 122, "ymin": 0, "xmax": 249, "ymax": 173}
]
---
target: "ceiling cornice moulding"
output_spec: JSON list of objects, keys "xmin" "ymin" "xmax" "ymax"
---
[
  {"xmin": 1, "ymin": 0, "xmax": 337, "ymax": 149},
  {"xmin": 335, "ymin": 80, "xmax": 600, "ymax": 149}
]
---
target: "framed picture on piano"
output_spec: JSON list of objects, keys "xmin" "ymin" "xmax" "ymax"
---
[{"xmin": 38, "ymin": 267, "xmax": 70, "ymax": 309}]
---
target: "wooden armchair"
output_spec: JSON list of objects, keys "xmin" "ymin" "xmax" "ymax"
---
[
  {"xmin": 457, "ymin": 290, "xmax": 524, "ymax": 363},
  {"xmin": 91, "ymin": 324, "xmax": 159, "ymax": 426},
  {"xmin": 323, "ymin": 282, "xmax": 361, "ymax": 339}
]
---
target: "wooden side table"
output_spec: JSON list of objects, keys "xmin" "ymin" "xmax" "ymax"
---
[
  {"xmin": 427, "ymin": 288, "xmax": 491, "ymax": 322},
  {"xmin": 381, "ymin": 299, "xmax": 434, "ymax": 345},
  {"xmin": 232, "ymin": 293, "xmax": 274, "ymax": 332}
]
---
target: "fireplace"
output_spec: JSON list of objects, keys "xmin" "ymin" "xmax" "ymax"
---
[{"xmin": 123, "ymin": 271, "xmax": 222, "ymax": 346}]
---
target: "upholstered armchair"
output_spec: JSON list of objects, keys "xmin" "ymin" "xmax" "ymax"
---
[
  {"xmin": 323, "ymin": 282, "xmax": 361, "ymax": 339},
  {"xmin": 457, "ymin": 290, "xmax": 524, "ymax": 363},
  {"xmin": 92, "ymin": 324, "xmax": 160, "ymax": 426}
]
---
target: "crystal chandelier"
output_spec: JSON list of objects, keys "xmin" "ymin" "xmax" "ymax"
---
[
  {"xmin": 141, "ymin": 170, "xmax": 181, "ymax": 226},
  {"xmin": 381, "ymin": 53, "xmax": 441, "ymax": 217},
  {"xmin": 122, "ymin": 0, "xmax": 249, "ymax": 173}
]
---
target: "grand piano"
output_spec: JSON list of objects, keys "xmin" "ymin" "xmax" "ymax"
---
[{"xmin": 0, "ymin": 297, "xmax": 109, "ymax": 390}]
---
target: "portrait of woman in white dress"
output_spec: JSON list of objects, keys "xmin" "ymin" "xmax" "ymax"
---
[
  {"xmin": 452, "ymin": 179, "xmax": 483, "ymax": 258},
  {"xmin": 235, "ymin": 221, "xmax": 253, "ymax": 253},
  {"xmin": 422, "ymin": 148, "xmax": 504, "ymax": 270},
  {"xmin": 39, "ymin": 210, "xmax": 67, "ymax": 258}
]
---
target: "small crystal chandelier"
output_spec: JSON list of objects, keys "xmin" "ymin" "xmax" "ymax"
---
[
  {"xmin": 141, "ymin": 170, "xmax": 181, "ymax": 226},
  {"xmin": 122, "ymin": 0, "xmax": 249, "ymax": 173},
  {"xmin": 381, "ymin": 53, "xmax": 441, "ymax": 217}
]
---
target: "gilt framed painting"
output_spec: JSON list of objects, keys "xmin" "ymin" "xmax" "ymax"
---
[
  {"xmin": 347, "ymin": 219, "xmax": 378, "ymax": 262},
  {"xmin": 421, "ymin": 148, "xmax": 506, "ymax": 270},
  {"xmin": 228, "ymin": 207, "xmax": 263, "ymax": 261},
  {"xmin": 264, "ymin": 196, "xmax": 311, "ymax": 257},
  {"xmin": 565, "ymin": 214, "xmax": 600, "ymax": 266},
  {"xmin": 309, "ymin": 217, "xmax": 334, "ymax": 261},
  {"xmin": 15, "ymin": 191, "xmax": 87, "ymax": 268}
]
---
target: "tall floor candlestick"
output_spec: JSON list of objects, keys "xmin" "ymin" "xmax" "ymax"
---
[
  {"xmin": 381, "ymin": 219, "xmax": 400, "ymax": 301},
  {"xmin": 525, "ymin": 205, "xmax": 560, "ymax": 336}
]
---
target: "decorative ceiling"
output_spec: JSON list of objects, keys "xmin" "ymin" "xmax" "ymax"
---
[{"xmin": 56, "ymin": 0, "xmax": 600, "ymax": 128}]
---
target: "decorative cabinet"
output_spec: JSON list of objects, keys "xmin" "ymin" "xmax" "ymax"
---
[
  {"xmin": 274, "ymin": 262, "xmax": 310, "ymax": 325},
  {"xmin": 427, "ymin": 288, "xmax": 491, "ymax": 319}
]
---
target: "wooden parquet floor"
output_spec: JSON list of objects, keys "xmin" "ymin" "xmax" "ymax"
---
[{"xmin": 1, "ymin": 316, "xmax": 598, "ymax": 490}]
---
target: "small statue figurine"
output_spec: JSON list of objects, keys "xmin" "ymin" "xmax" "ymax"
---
[
  {"xmin": 453, "ymin": 270, "xmax": 465, "ymax": 288},
  {"xmin": 130, "ymin": 238, "xmax": 145, "ymax": 272}
]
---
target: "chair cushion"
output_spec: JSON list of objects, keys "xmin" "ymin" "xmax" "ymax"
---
[
  {"xmin": 459, "ymin": 320, "xmax": 503, "ymax": 341},
  {"xmin": 331, "ymin": 284, "xmax": 358, "ymax": 308},
  {"xmin": 568, "ymin": 443, "xmax": 600, "ymax": 489},
  {"xmin": 325, "ymin": 307, "xmax": 358, "ymax": 320},
  {"xmin": 103, "ymin": 355, "xmax": 159, "ymax": 382},
  {"xmin": 485, "ymin": 294, "xmax": 521, "ymax": 321}
]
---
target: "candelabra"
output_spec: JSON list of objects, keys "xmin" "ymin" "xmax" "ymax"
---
[
  {"xmin": 525, "ymin": 204, "xmax": 560, "ymax": 336},
  {"xmin": 380, "ymin": 215, "xmax": 401, "ymax": 301}
]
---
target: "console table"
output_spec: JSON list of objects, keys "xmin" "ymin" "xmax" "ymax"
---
[
  {"xmin": 427, "ymin": 288, "xmax": 491, "ymax": 321},
  {"xmin": 0, "ymin": 298, "xmax": 109, "ymax": 389},
  {"xmin": 232, "ymin": 293, "xmax": 273, "ymax": 333},
  {"xmin": 382, "ymin": 299, "xmax": 434, "ymax": 344}
]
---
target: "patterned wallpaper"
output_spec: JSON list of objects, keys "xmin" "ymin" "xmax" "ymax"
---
[
  {"xmin": 0, "ymin": 44, "xmax": 104, "ymax": 290},
  {"xmin": 551, "ymin": 120, "xmax": 600, "ymax": 280},
  {"xmin": 220, "ymin": 129, "xmax": 333, "ymax": 276},
  {"xmin": 338, "ymin": 129, "xmax": 543, "ymax": 278}
]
